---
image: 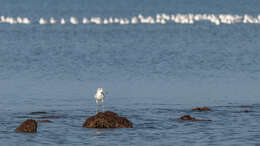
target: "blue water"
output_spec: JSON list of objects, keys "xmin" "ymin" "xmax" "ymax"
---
[{"xmin": 1, "ymin": 0, "xmax": 260, "ymax": 145}]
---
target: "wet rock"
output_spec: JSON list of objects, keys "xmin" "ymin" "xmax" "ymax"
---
[
  {"xmin": 15, "ymin": 119, "xmax": 37, "ymax": 133},
  {"xmin": 83, "ymin": 111, "xmax": 133, "ymax": 128},
  {"xmin": 192, "ymin": 107, "xmax": 211, "ymax": 111},
  {"xmin": 180, "ymin": 115, "xmax": 199, "ymax": 121},
  {"xmin": 180, "ymin": 115, "xmax": 211, "ymax": 122},
  {"xmin": 29, "ymin": 112, "xmax": 48, "ymax": 115},
  {"xmin": 36, "ymin": 120, "xmax": 53, "ymax": 123}
]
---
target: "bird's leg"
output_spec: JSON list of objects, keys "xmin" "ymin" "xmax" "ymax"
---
[
  {"xmin": 102, "ymin": 99, "xmax": 104, "ymax": 113},
  {"xmin": 96, "ymin": 100, "xmax": 98, "ymax": 114}
]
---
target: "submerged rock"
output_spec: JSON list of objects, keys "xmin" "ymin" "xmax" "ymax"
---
[
  {"xmin": 29, "ymin": 112, "xmax": 48, "ymax": 115},
  {"xmin": 36, "ymin": 120, "xmax": 53, "ymax": 123},
  {"xmin": 15, "ymin": 119, "xmax": 37, "ymax": 133},
  {"xmin": 192, "ymin": 107, "xmax": 211, "ymax": 111},
  {"xmin": 239, "ymin": 110, "xmax": 251, "ymax": 113},
  {"xmin": 180, "ymin": 115, "xmax": 199, "ymax": 121},
  {"xmin": 239, "ymin": 105, "xmax": 252, "ymax": 108},
  {"xmin": 83, "ymin": 111, "xmax": 133, "ymax": 128},
  {"xmin": 38, "ymin": 115, "xmax": 63, "ymax": 119},
  {"xmin": 180, "ymin": 115, "xmax": 211, "ymax": 122}
]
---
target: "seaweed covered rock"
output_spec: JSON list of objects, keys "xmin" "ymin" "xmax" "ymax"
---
[
  {"xmin": 180, "ymin": 115, "xmax": 211, "ymax": 122},
  {"xmin": 83, "ymin": 111, "xmax": 133, "ymax": 128},
  {"xmin": 192, "ymin": 107, "xmax": 211, "ymax": 111},
  {"xmin": 15, "ymin": 119, "xmax": 37, "ymax": 133}
]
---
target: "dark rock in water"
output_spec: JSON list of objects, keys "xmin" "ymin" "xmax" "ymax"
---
[
  {"xmin": 36, "ymin": 120, "xmax": 53, "ymax": 123},
  {"xmin": 192, "ymin": 107, "xmax": 211, "ymax": 111},
  {"xmin": 180, "ymin": 115, "xmax": 212, "ymax": 122},
  {"xmin": 38, "ymin": 115, "xmax": 63, "ymax": 119},
  {"xmin": 15, "ymin": 119, "xmax": 37, "ymax": 133},
  {"xmin": 240, "ymin": 110, "xmax": 251, "ymax": 113},
  {"xmin": 240, "ymin": 105, "xmax": 252, "ymax": 108},
  {"xmin": 83, "ymin": 111, "xmax": 133, "ymax": 128},
  {"xmin": 16, "ymin": 116, "xmax": 31, "ymax": 119},
  {"xmin": 180, "ymin": 115, "xmax": 199, "ymax": 121},
  {"xmin": 30, "ymin": 112, "xmax": 48, "ymax": 115}
]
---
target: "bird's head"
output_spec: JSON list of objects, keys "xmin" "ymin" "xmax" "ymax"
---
[{"xmin": 97, "ymin": 88, "xmax": 104, "ymax": 93}]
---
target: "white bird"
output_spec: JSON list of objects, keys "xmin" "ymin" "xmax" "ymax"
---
[
  {"xmin": 0, "ymin": 16, "xmax": 6, "ymax": 23},
  {"xmin": 61, "ymin": 18, "xmax": 66, "ymax": 24},
  {"xmin": 17, "ymin": 17, "xmax": 23, "ymax": 24},
  {"xmin": 49, "ymin": 17, "xmax": 57, "ymax": 24},
  {"xmin": 70, "ymin": 17, "xmax": 79, "ymax": 24},
  {"xmin": 131, "ymin": 17, "xmax": 138, "ymax": 24},
  {"xmin": 103, "ymin": 18, "xmax": 109, "ymax": 24},
  {"xmin": 82, "ymin": 17, "xmax": 89, "ymax": 24},
  {"xmin": 109, "ymin": 17, "xmax": 113, "ymax": 23},
  {"xmin": 39, "ymin": 18, "xmax": 48, "ymax": 24},
  {"xmin": 22, "ymin": 17, "xmax": 30, "ymax": 24},
  {"xmin": 94, "ymin": 88, "xmax": 105, "ymax": 114}
]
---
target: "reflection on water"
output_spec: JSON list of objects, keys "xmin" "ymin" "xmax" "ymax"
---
[{"xmin": 94, "ymin": 128, "xmax": 116, "ymax": 135}]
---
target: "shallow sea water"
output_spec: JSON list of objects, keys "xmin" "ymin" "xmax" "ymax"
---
[
  {"xmin": 1, "ymin": 0, "xmax": 260, "ymax": 145},
  {"xmin": 1, "ymin": 90, "xmax": 260, "ymax": 146}
]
